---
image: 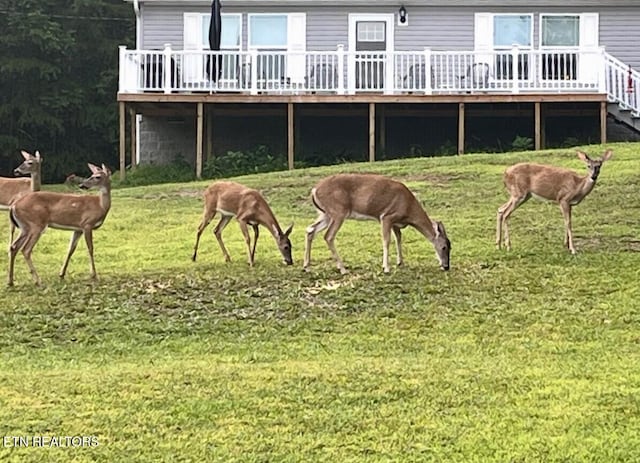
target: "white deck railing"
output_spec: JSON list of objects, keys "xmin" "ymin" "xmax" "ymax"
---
[{"xmin": 119, "ymin": 44, "xmax": 639, "ymax": 114}]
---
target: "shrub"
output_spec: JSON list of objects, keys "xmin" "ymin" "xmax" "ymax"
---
[
  {"xmin": 203, "ymin": 145, "xmax": 287, "ymax": 179},
  {"xmin": 114, "ymin": 156, "xmax": 195, "ymax": 187},
  {"xmin": 511, "ymin": 135, "xmax": 533, "ymax": 152}
]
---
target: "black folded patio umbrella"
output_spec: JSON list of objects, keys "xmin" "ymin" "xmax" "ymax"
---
[{"xmin": 207, "ymin": 0, "xmax": 222, "ymax": 82}]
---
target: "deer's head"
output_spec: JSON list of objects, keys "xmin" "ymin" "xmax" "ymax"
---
[
  {"xmin": 14, "ymin": 150, "xmax": 41, "ymax": 176},
  {"xmin": 578, "ymin": 149, "xmax": 613, "ymax": 181},
  {"xmin": 80, "ymin": 163, "xmax": 111, "ymax": 191},
  {"xmin": 276, "ymin": 223, "xmax": 294, "ymax": 265},
  {"xmin": 433, "ymin": 221, "xmax": 451, "ymax": 271}
]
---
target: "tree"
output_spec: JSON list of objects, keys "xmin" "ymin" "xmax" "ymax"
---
[{"xmin": 0, "ymin": 0, "xmax": 134, "ymax": 181}]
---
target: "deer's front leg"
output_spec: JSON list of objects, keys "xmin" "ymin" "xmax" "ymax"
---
[
  {"xmin": 250, "ymin": 224, "xmax": 259, "ymax": 264},
  {"xmin": 392, "ymin": 225, "xmax": 403, "ymax": 267},
  {"xmin": 237, "ymin": 220, "xmax": 254, "ymax": 266},
  {"xmin": 60, "ymin": 230, "xmax": 83, "ymax": 279},
  {"xmin": 83, "ymin": 229, "xmax": 98, "ymax": 280},
  {"xmin": 380, "ymin": 219, "xmax": 393, "ymax": 273},
  {"xmin": 559, "ymin": 201, "xmax": 575, "ymax": 254}
]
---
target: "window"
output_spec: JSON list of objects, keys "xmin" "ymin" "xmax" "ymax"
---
[
  {"xmin": 249, "ymin": 15, "xmax": 287, "ymax": 48},
  {"xmin": 541, "ymin": 15, "xmax": 579, "ymax": 80},
  {"xmin": 493, "ymin": 15, "xmax": 532, "ymax": 48},
  {"xmin": 541, "ymin": 15, "xmax": 579, "ymax": 47},
  {"xmin": 247, "ymin": 14, "xmax": 306, "ymax": 86},
  {"xmin": 202, "ymin": 14, "xmax": 242, "ymax": 83},
  {"xmin": 357, "ymin": 22, "xmax": 385, "ymax": 43},
  {"xmin": 183, "ymin": 13, "xmax": 241, "ymax": 85},
  {"xmin": 202, "ymin": 14, "xmax": 241, "ymax": 49},
  {"xmin": 493, "ymin": 14, "xmax": 532, "ymax": 80}
]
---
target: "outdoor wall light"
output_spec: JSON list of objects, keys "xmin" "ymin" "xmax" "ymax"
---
[{"xmin": 398, "ymin": 5, "xmax": 408, "ymax": 25}]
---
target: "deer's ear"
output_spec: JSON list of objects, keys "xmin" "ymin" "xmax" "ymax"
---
[
  {"xmin": 284, "ymin": 223, "xmax": 293, "ymax": 237},
  {"xmin": 433, "ymin": 221, "xmax": 442, "ymax": 238},
  {"xmin": 87, "ymin": 163, "xmax": 100, "ymax": 174},
  {"xmin": 101, "ymin": 164, "xmax": 111, "ymax": 175},
  {"xmin": 601, "ymin": 149, "xmax": 613, "ymax": 162},
  {"xmin": 20, "ymin": 150, "xmax": 31, "ymax": 160},
  {"xmin": 576, "ymin": 151, "xmax": 590, "ymax": 162},
  {"xmin": 35, "ymin": 150, "xmax": 41, "ymax": 160}
]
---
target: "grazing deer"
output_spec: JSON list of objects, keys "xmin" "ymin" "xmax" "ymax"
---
[
  {"xmin": 496, "ymin": 149, "xmax": 613, "ymax": 254},
  {"xmin": 0, "ymin": 150, "xmax": 43, "ymax": 243},
  {"xmin": 8, "ymin": 163, "xmax": 112, "ymax": 286},
  {"xmin": 192, "ymin": 181, "xmax": 293, "ymax": 266},
  {"xmin": 303, "ymin": 173, "xmax": 451, "ymax": 274}
]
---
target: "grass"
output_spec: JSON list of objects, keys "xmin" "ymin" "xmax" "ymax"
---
[{"xmin": 0, "ymin": 142, "xmax": 639, "ymax": 462}]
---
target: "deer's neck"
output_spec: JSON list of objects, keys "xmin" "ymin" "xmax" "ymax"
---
[
  {"xmin": 410, "ymin": 205, "xmax": 437, "ymax": 242},
  {"xmin": 30, "ymin": 170, "xmax": 41, "ymax": 192},
  {"xmin": 575, "ymin": 175, "xmax": 597, "ymax": 202},
  {"xmin": 261, "ymin": 212, "xmax": 283, "ymax": 240},
  {"xmin": 100, "ymin": 184, "xmax": 112, "ymax": 214}
]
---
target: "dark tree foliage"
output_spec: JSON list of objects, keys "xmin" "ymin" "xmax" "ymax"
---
[{"xmin": 0, "ymin": 0, "xmax": 134, "ymax": 181}]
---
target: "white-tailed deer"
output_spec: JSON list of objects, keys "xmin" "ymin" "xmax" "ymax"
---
[
  {"xmin": 0, "ymin": 150, "xmax": 43, "ymax": 242},
  {"xmin": 496, "ymin": 149, "xmax": 613, "ymax": 254},
  {"xmin": 8, "ymin": 163, "xmax": 112, "ymax": 286},
  {"xmin": 303, "ymin": 173, "xmax": 451, "ymax": 274},
  {"xmin": 192, "ymin": 181, "xmax": 293, "ymax": 266}
]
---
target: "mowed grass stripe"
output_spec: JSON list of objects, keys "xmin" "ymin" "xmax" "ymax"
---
[{"xmin": 0, "ymin": 143, "xmax": 639, "ymax": 462}]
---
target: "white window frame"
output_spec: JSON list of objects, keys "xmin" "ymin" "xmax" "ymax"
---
[
  {"xmin": 539, "ymin": 13, "xmax": 580, "ymax": 81},
  {"xmin": 539, "ymin": 13, "xmax": 580, "ymax": 49},
  {"xmin": 491, "ymin": 13, "xmax": 534, "ymax": 51},
  {"xmin": 247, "ymin": 13, "xmax": 307, "ymax": 85},
  {"xmin": 248, "ymin": 13, "xmax": 288, "ymax": 50},
  {"xmin": 475, "ymin": 13, "xmax": 534, "ymax": 82},
  {"xmin": 183, "ymin": 12, "xmax": 243, "ymax": 85},
  {"xmin": 203, "ymin": 12, "xmax": 243, "ymax": 51},
  {"xmin": 539, "ymin": 12, "xmax": 599, "ymax": 84},
  {"xmin": 348, "ymin": 13, "xmax": 395, "ymax": 94}
]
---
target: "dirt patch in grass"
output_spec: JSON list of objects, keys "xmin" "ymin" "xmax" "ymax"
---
[
  {"xmin": 576, "ymin": 235, "xmax": 640, "ymax": 252},
  {"xmin": 400, "ymin": 172, "xmax": 478, "ymax": 186}
]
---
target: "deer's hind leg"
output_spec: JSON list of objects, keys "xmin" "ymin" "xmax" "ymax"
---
[
  {"xmin": 303, "ymin": 212, "xmax": 331, "ymax": 271},
  {"xmin": 497, "ymin": 194, "xmax": 530, "ymax": 250},
  {"xmin": 213, "ymin": 214, "xmax": 233, "ymax": 262},
  {"xmin": 192, "ymin": 206, "xmax": 218, "ymax": 262},
  {"xmin": 19, "ymin": 228, "xmax": 45, "ymax": 286},
  {"xmin": 323, "ymin": 215, "xmax": 347, "ymax": 274}
]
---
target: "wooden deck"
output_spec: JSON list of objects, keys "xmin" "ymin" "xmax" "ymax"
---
[{"xmin": 117, "ymin": 91, "xmax": 608, "ymax": 180}]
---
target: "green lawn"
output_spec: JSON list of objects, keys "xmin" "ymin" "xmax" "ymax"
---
[{"xmin": 0, "ymin": 143, "xmax": 639, "ymax": 462}]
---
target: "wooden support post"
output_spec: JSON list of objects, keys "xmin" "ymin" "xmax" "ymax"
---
[
  {"xmin": 129, "ymin": 107, "xmax": 137, "ymax": 170},
  {"xmin": 196, "ymin": 102, "xmax": 204, "ymax": 179},
  {"xmin": 457, "ymin": 103, "xmax": 465, "ymax": 155},
  {"xmin": 287, "ymin": 102, "xmax": 294, "ymax": 170},
  {"xmin": 378, "ymin": 104, "xmax": 386, "ymax": 158},
  {"xmin": 600, "ymin": 101, "xmax": 607, "ymax": 144},
  {"xmin": 119, "ymin": 101, "xmax": 126, "ymax": 181},
  {"xmin": 540, "ymin": 104, "xmax": 546, "ymax": 149},
  {"xmin": 206, "ymin": 106, "xmax": 214, "ymax": 161},
  {"xmin": 534, "ymin": 102, "xmax": 541, "ymax": 151},
  {"xmin": 369, "ymin": 102, "xmax": 375, "ymax": 162},
  {"xmin": 294, "ymin": 106, "xmax": 302, "ymax": 165}
]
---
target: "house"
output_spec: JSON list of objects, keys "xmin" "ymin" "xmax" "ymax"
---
[{"xmin": 118, "ymin": 0, "xmax": 640, "ymax": 179}]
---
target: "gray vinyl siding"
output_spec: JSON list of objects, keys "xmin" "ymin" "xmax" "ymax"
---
[{"xmin": 136, "ymin": 3, "xmax": 640, "ymax": 69}]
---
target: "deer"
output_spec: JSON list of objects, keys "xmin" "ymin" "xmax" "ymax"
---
[
  {"xmin": 496, "ymin": 149, "xmax": 613, "ymax": 254},
  {"xmin": 0, "ymin": 150, "xmax": 43, "ymax": 243},
  {"xmin": 192, "ymin": 181, "xmax": 293, "ymax": 266},
  {"xmin": 7, "ymin": 163, "xmax": 112, "ymax": 286},
  {"xmin": 303, "ymin": 173, "xmax": 451, "ymax": 274}
]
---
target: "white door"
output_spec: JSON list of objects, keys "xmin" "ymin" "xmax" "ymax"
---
[{"xmin": 348, "ymin": 14, "xmax": 394, "ymax": 94}]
